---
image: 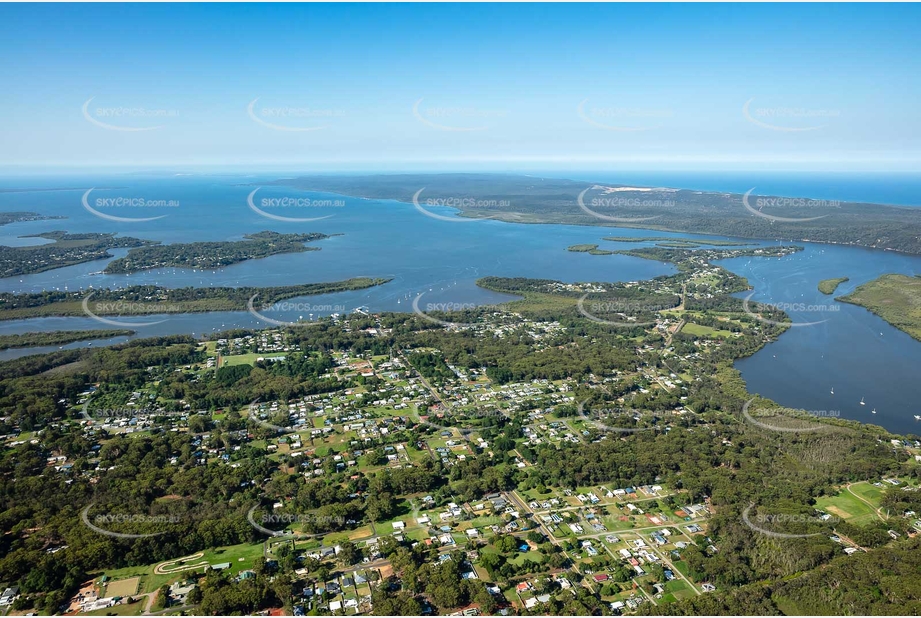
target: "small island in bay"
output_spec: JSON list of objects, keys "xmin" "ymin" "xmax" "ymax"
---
[
  {"xmin": 570, "ymin": 238, "xmax": 752, "ymax": 255},
  {"xmin": 0, "ymin": 211, "xmax": 67, "ymax": 226},
  {"xmin": 103, "ymin": 231, "xmax": 330, "ymax": 274},
  {"xmin": 567, "ymin": 243, "xmax": 613, "ymax": 255},
  {"xmin": 818, "ymin": 277, "xmax": 849, "ymax": 294},
  {"xmin": 838, "ymin": 274, "xmax": 921, "ymax": 341},
  {"xmin": 0, "ymin": 329, "xmax": 134, "ymax": 350}
]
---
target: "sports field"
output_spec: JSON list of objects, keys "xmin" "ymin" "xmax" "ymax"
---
[
  {"xmin": 815, "ymin": 481, "xmax": 887, "ymax": 525},
  {"xmin": 105, "ymin": 576, "xmax": 140, "ymax": 597}
]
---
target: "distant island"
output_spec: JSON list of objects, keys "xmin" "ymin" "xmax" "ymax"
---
[
  {"xmin": 603, "ymin": 236, "xmax": 749, "ymax": 247},
  {"xmin": 838, "ymin": 274, "xmax": 921, "ymax": 341},
  {"xmin": 270, "ymin": 173, "xmax": 921, "ymax": 255},
  {"xmin": 818, "ymin": 277, "xmax": 849, "ymax": 294},
  {"xmin": 0, "ymin": 231, "xmax": 155, "ymax": 278},
  {"xmin": 613, "ymin": 244, "xmax": 802, "ymax": 265},
  {"xmin": 0, "ymin": 277, "xmax": 390, "ymax": 321},
  {"xmin": 0, "ymin": 329, "xmax": 134, "ymax": 350},
  {"xmin": 103, "ymin": 231, "xmax": 330, "ymax": 274},
  {"xmin": 572, "ymin": 239, "xmax": 749, "ymax": 254},
  {"xmin": 567, "ymin": 244, "xmax": 613, "ymax": 255},
  {"xmin": 0, "ymin": 211, "xmax": 67, "ymax": 226}
]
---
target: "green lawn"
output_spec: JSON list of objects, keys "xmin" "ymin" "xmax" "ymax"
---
[
  {"xmin": 815, "ymin": 483, "xmax": 880, "ymax": 525},
  {"xmin": 680, "ymin": 322, "xmax": 734, "ymax": 338},
  {"xmin": 99, "ymin": 542, "xmax": 266, "ymax": 595},
  {"xmin": 849, "ymin": 481, "xmax": 885, "ymax": 505},
  {"xmin": 664, "ymin": 578, "xmax": 694, "ymax": 599},
  {"xmin": 222, "ymin": 352, "xmax": 286, "ymax": 366},
  {"xmin": 672, "ymin": 560, "xmax": 691, "ymax": 578}
]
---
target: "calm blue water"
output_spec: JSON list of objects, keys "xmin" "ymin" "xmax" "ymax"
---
[{"xmin": 2, "ymin": 172, "xmax": 921, "ymax": 436}]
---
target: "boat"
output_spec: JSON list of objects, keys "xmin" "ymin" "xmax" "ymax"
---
[
  {"xmin": 830, "ymin": 387, "xmax": 834, "ymax": 395},
  {"xmin": 915, "ymin": 415, "xmax": 921, "ymax": 421},
  {"xmin": 859, "ymin": 397, "xmax": 865, "ymax": 406},
  {"xmin": 871, "ymin": 408, "xmax": 876, "ymax": 414}
]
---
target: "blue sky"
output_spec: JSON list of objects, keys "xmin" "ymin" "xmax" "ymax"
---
[{"xmin": 1, "ymin": 3, "xmax": 919, "ymax": 172}]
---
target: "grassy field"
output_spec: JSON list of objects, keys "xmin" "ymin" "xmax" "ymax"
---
[
  {"xmin": 818, "ymin": 277, "xmax": 849, "ymax": 295},
  {"xmin": 680, "ymin": 322, "xmax": 734, "ymax": 338},
  {"xmin": 222, "ymin": 352, "xmax": 286, "ymax": 366},
  {"xmin": 104, "ymin": 576, "xmax": 140, "ymax": 597},
  {"xmin": 815, "ymin": 482, "xmax": 884, "ymax": 525},
  {"xmin": 99, "ymin": 542, "xmax": 266, "ymax": 595},
  {"xmin": 849, "ymin": 481, "xmax": 885, "ymax": 505},
  {"xmin": 661, "ymin": 578, "xmax": 695, "ymax": 603},
  {"xmin": 838, "ymin": 274, "xmax": 921, "ymax": 341}
]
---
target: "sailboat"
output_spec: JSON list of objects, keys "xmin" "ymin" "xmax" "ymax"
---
[
  {"xmin": 830, "ymin": 387, "xmax": 834, "ymax": 395},
  {"xmin": 914, "ymin": 415, "xmax": 921, "ymax": 420},
  {"xmin": 871, "ymin": 408, "xmax": 877, "ymax": 414},
  {"xmin": 859, "ymin": 397, "xmax": 865, "ymax": 406}
]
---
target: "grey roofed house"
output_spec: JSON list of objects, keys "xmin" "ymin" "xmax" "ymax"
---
[{"xmin": 0, "ymin": 586, "xmax": 20, "ymax": 606}]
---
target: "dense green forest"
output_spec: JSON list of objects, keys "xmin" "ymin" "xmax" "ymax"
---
[
  {"xmin": 0, "ymin": 329, "xmax": 134, "ymax": 350},
  {"xmin": 103, "ymin": 231, "xmax": 330, "ymax": 273}
]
